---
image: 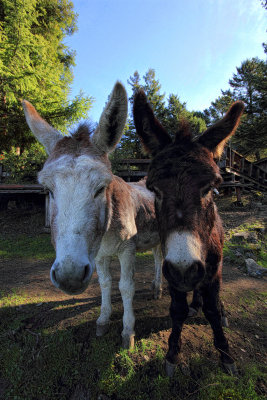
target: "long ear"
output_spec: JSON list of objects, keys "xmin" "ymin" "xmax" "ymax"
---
[
  {"xmin": 92, "ymin": 81, "xmax": 128, "ymax": 153},
  {"xmin": 22, "ymin": 100, "xmax": 62, "ymax": 154},
  {"xmin": 133, "ymin": 90, "xmax": 171, "ymax": 156},
  {"xmin": 198, "ymin": 101, "xmax": 245, "ymax": 158}
]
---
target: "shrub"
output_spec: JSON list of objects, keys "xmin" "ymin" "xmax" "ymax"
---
[{"xmin": 1, "ymin": 143, "xmax": 46, "ymax": 183}]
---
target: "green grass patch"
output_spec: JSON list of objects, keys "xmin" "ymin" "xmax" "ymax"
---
[
  {"xmin": 136, "ymin": 251, "xmax": 154, "ymax": 262},
  {"xmin": 223, "ymin": 222, "xmax": 266, "ymax": 269},
  {"xmin": 227, "ymin": 220, "xmax": 265, "ymax": 239},
  {"xmin": 199, "ymin": 363, "xmax": 266, "ymax": 400},
  {"xmin": 1, "ymin": 315, "xmax": 266, "ymax": 400},
  {"xmin": 0, "ymin": 233, "xmax": 55, "ymax": 259},
  {"xmin": 257, "ymin": 250, "xmax": 267, "ymax": 268}
]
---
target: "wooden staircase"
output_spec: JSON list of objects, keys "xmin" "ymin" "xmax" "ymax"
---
[
  {"xmin": 218, "ymin": 146, "xmax": 267, "ymax": 192},
  {"xmin": 116, "ymin": 148, "xmax": 267, "ymax": 193}
]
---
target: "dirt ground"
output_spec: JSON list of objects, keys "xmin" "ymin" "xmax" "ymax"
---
[{"xmin": 0, "ymin": 203, "xmax": 266, "ymax": 387}]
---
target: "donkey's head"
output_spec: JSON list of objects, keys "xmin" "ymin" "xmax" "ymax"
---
[
  {"xmin": 134, "ymin": 91, "xmax": 244, "ymax": 291},
  {"xmin": 23, "ymin": 82, "xmax": 128, "ymax": 294}
]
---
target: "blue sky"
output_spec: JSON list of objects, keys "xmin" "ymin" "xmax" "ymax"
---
[{"xmin": 65, "ymin": 0, "xmax": 266, "ymax": 123}]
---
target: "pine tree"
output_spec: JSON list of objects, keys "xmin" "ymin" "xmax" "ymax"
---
[
  {"xmin": 121, "ymin": 69, "xmax": 167, "ymax": 158},
  {"xmin": 0, "ymin": 0, "xmax": 93, "ymax": 152},
  {"xmin": 229, "ymin": 58, "xmax": 267, "ymax": 159},
  {"xmin": 128, "ymin": 71, "xmax": 142, "ymax": 106},
  {"xmin": 204, "ymin": 90, "xmax": 235, "ymax": 123},
  {"xmin": 164, "ymin": 94, "xmax": 206, "ymax": 137},
  {"xmin": 120, "ymin": 69, "xmax": 207, "ymax": 158},
  {"xmin": 143, "ymin": 69, "xmax": 165, "ymax": 119}
]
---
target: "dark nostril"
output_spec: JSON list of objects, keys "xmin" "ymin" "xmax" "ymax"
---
[
  {"xmin": 195, "ymin": 261, "xmax": 205, "ymax": 280},
  {"xmin": 163, "ymin": 260, "xmax": 182, "ymax": 284},
  {"xmin": 82, "ymin": 264, "xmax": 90, "ymax": 282},
  {"xmin": 186, "ymin": 261, "xmax": 205, "ymax": 284},
  {"xmin": 183, "ymin": 261, "xmax": 204, "ymax": 286},
  {"xmin": 52, "ymin": 269, "xmax": 57, "ymax": 283}
]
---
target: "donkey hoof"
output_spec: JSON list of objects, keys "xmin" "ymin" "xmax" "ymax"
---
[
  {"xmin": 188, "ymin": 307, "xmax": 198, "ymax": 317},
  {"xmin": 122, "ymin": 334, "xmax": 135, "ymax": 349},
  {"xmin": 222, "ymin": 316, "xmax": 229, "ymax": 328},
  {"xmin": 96, "ymin": 323, "xmax": 110, "ymax": 337},
  {"xmin": 165, "ymin": 359, "xmax": 176, "ymax": 377},
  {"xmin": 222, "ymin": 362, "xmax": 238, "ymax": 375},
  {"xmin": 154, "ymin": 288, "xmax": 162, "ymax": 300}
]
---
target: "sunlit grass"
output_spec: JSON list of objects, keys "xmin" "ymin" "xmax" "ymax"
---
[{"xmin": 0, "ymin": 234, "xmax": 55, "ymax": 259}]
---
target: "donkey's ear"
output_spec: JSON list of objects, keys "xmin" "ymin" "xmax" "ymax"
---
[
  {"xmin": 22, "ymin": 100, "xmax": 62, "ymax": 155},
  {"xmin": 133, "ymin": 90, "xmax": 171, "ymax": 156},
  {"xmin": 92, "ymin": 81, "xmax": 128, "ymax": 153},
  {"xmin": 198, "ymin": 101, "xmax": 245, "ymax": 159}
]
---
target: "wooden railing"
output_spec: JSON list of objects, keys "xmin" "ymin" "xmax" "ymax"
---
[
  {"xmin": 218, "ymin": 147, "xmax": 266, "ymax": 191},
  {"xmin": 115, "ymin": 159, "xmax": 150, "ymax": 181},
  {"xmin": 0, "ymin": 149, "xmax": 266, "ymax": 229},
  {"xmin": 0, "ymin": 184, "xmax": 50, "ymax": 228},
  {"xmin": 115, "ymin": 150, "xmax": 266, "ymax": 191}
]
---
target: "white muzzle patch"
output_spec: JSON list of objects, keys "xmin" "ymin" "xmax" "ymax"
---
[{"xmin": 165, "ymin": 232, "xmax": 202, "ymax": 269}]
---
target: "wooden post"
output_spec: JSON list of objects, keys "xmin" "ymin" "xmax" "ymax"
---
[
  {"xmin": 236, "ymin": 186, "xmax": 242, "ymax": 203},
  {"xmin": 248, "ymin": 163, "xmax": 253, "ymax": 177},
  {"xmin": 45, "ymin": 193, "xmax": 50, "ymax": 228}
]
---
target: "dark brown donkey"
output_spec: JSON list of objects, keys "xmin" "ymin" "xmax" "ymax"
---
[{"xmin": 133, "ymin": 90, "xmax": 244, "ymax": 377}]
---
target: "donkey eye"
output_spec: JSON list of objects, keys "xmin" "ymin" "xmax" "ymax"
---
[
  {"xmin": 153, "ymin": 187, "xmax": 162, "ymax": 198},
  {"xmin": 94, "ymin": 186, "xmax": 105, "ymax": 198},
  {"xmin": 202, "ymin": 185, "xmax": 212, "ymax": 197}
]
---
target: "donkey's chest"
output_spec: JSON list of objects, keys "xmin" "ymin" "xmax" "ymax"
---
[{"xmin": 96, "ymin": 206, "xmax": 159, "ymax": 258}]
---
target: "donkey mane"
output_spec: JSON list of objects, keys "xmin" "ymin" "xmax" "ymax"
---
[
  {"xmin": 148, "ymin": 137, "xmax": 216, "ymax": 186},
  {"xmin": 174, "ymin": 118, "xmax": 192, "ymax": 142},
  {"xmin": 71, "ymin": 122, "xmax": 94, "ymax": 138},
  {"xmin": 49, "ymin": 123, "xmax": 107, "ymax": 162}
]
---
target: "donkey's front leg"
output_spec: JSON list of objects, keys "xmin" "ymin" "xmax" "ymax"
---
[
  {"xmin": 165, "ymin": 287, "xmax": 188, "ymax": 377},
  {"xmin": 96, "ymin": 256, "xmax": 112, "ymax": 337},
  {"xmin": 202, "ymin": 280, "xmax": 237, "ymax": 374},
  {"xmin": 188, "ymin": 288, "xmax": 203, "ymax": 317},
  {"xmin": 118, "ymin": 249, "xmax": 136, "ymax": 349},
  {"xmin": 152, "ymin": 245, "xmax": 163, "ymax": 299},
  {"xmin": 188, "ymin": 289, "xmax": 228, "ymax": 327}
]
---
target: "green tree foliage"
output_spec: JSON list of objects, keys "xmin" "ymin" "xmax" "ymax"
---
[
  {"xmin": 202, "ymin": 58, "xmax": 267, "ymax": 160},
  {"xmin": 119, "ymin": 69, "xmax": 206, "ymax": 159},
  {"xmin": 163, "ymin": 94, "xmax": 206, "ymax": 138},
  {"xmin": 120, "ymin": 69, "xmax": 167, "ymax": 158},
  {"xmin": 142, "ymin": 69, "xmax": 165, "ymax": 119},
  {"xmin": 203, "ymin": 90, "xmax": 235, "ymax": 124},
  {"xmin": 229, "ymin": 58, "xmax": 267, "ymax": 159},
  {"xmin": 0, "ymin": 0, "xmax": 93, "ymax": 153}
]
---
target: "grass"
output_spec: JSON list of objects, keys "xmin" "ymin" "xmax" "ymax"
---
[
  {"xmin": 0, "ymin": 312, "xmax": 265, "ymax": 400},
  {"xmin": 0, "ymin": 234, "xmax": 153, "ymax": 263},
  {"xmin": 0, "ymin": 285, "xmax": 266, "ymax": 400},
  {"xmin": 0, "ymin": 233, "xmax": 55, "ymax": 260},
  {"xmin": 0, "ymin": 227, "xmax": 266, "ymax": 399},
  {"xmin": 223, "ymin": 220, "xmax": 267, "ymax": 268}
]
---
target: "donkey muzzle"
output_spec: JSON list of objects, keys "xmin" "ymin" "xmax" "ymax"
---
[
  {"xmin": 50, "ymin": 258, "xmax": 93, "ymax": 294},
  {"xmin": 163, "ymin": 260, "xmax": 205, "ymax": 291}
]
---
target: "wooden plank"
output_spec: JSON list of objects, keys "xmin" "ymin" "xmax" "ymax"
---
[
  {"xmin": 118, "ymin": 171, "xmax": 147, "ymax": 177},
  {"xmin": 225, "ymin": 167, "xmax": 266, "ymax": 190},
  {"xmin": 0, "ymin": 189, "xmax": 45, "ymax": 194},
  {"xmin": 45, "ymin": 193, "xmax": 50, "ymax": 228},
  {"xmin": 119, "ymin": 159, "xmax": 150, "ymax": 164},
  {"xmin": 241, "ymin": 158, "xmax": 245, "ymax": 173},
  {"xmin": 0, "ymin": 183, "xmax": 45, "ymax": 190},
  {"xmin": 221, "ymin": 182, "xmax": 253, "ymax": 187},
  {"xmin": 0, "ymin": 184, "xmax": 47, "ymax": 194}
]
